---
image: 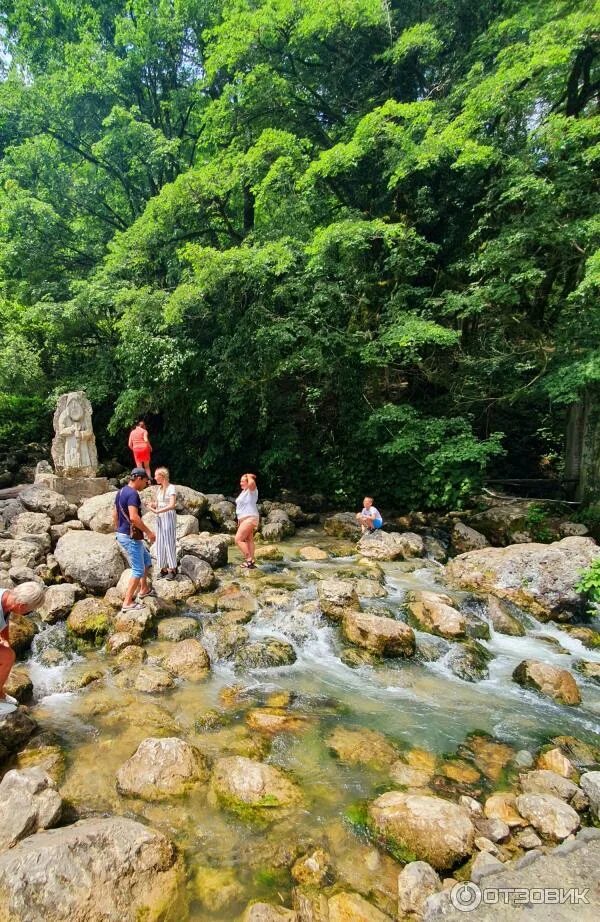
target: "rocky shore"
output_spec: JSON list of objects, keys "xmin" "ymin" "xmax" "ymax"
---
[{"xmin": 1, "ymin": 483, "xmax": 599, "ymax": 920}]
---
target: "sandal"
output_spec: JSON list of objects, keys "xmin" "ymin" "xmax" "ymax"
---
[
  {"xmin": 137, "ymin": 589, "xmax": 157, "ymax": 599},
  {"xmin": 165, "ymin": 570, "xmax": 177, "ymax": 581},
  {"xmin": 160, "ymin": 568, "xmax": 168, "ymax": 577}
]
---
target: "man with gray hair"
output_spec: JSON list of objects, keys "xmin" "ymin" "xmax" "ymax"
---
[{"xmin": 0, "ymin": 581, "xmax": 45, "ymax": 715}]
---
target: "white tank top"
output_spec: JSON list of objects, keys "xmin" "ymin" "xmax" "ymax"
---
[{"xmin": 236, "ymin": 487, "xmax": 259, "ymax": 519}]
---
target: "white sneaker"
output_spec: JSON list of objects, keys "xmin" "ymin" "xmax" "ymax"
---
[
  {"xmin": 120, "ymin": 602, "xmax": 144, "ymax": 613},
  {"xmin": 0, "ymin": 699, "xmax": 18, "ymax": 716}
]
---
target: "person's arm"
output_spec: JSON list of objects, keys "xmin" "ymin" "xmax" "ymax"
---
[
  {"xmin": 246, "ymin": 474, "xmax": 257, "ymax": 492},
  {"xmin": 129, "ymin": 504, "xmax": 155, "ymax": 542},
  {"xmin": 128, "ymin": 432, "xmax": 133, "ymax": 449},
  {"xmin": 112, "ymin": 503, "xmax": 118, "ymax": 530}
]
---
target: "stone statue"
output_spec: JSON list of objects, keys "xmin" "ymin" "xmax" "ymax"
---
[{"xmin": 51, "ymin": 392, "xmax": 98, "ymax": 477}]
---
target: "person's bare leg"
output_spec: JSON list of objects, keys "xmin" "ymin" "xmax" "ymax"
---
[
  {"xmin": 235, "ymin": 524, "xmax": 250, "ymax": 559},
  {"xmin": 144, "ymin": 461, "xmax": 151, "ymax": 479},
  {"xmin": 0, "ymin": 630, "xmax": 15, "ymax": 699},
  {"xmin": 247, "ymin": 526, "xmax": 256, "ymax": 562},
  {"xmin": 124, "ymin": 576, "xmax": 141, "ymax": 607}
]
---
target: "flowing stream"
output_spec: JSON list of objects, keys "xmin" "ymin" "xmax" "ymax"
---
[{"xmin": 18, "ymin": 528, "xmax": 600, "ymax": 920}]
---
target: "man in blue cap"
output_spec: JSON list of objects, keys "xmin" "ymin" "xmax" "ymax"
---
[{"xmin": 113, "ymin": 468, "xmax": 156, "ymax": 612}]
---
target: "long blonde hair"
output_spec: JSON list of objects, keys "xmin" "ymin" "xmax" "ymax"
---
[{"xmin": 155, "ymin": 466, "xmax": 170, "ymax": 483}]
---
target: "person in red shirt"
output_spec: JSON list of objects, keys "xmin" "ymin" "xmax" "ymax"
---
[{"xmin": 128, "ymin": 420, "xmax": 152, "ymax": 479}]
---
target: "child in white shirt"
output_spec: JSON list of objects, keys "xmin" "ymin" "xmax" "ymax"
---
[{"xmin": 356, "ymin": 496, "xmax": 383, "ymax": 534}]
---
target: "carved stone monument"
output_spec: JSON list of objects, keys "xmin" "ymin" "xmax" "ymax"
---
[{"xmin": 36, "ymin": 391, "xmax": 110, "ymax": 504}]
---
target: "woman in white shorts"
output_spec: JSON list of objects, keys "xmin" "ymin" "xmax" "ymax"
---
[{"xmin": 235, "ymin": 473, "xmax": 259, "ymax": 569}]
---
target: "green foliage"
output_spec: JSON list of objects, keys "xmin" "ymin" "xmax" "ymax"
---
[
  {"xmin": 0, "ymin": 0, "xmax": 598, "ymax": 505},
  {"xmin": 523, "ymin": 503, "xmax": 558, "ymax": 543},
  {"xmin": 576, "ymin": 558, "xmax": 600, "ymax": 612}
]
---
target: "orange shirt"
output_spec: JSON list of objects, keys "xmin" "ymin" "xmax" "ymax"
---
[{"xmin": 128, "ymin": 426, "xmax": 150, "ymax": 451}]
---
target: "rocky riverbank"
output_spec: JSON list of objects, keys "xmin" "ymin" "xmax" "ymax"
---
[{"xmin": 1, "ymin": 483, "xmax": 599, "ymax": 920}]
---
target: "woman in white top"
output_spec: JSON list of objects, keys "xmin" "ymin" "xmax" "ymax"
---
[
  {"xmin": 150, "ymin": 467, "xmax": 178, "ymax": 579},
  {"xmin": 235, "ymin": 472, "xmax": 259, "ymax": 569}
]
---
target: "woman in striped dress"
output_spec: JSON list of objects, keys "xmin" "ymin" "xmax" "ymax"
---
[{"xmin": 150, "ymin": 467, "xmax": 178, "ymax": 579}]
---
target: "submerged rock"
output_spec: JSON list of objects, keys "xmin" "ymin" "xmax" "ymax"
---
[
  {"xmin": 246, "ymin": 709, "xmax": 311, "ymax": 735},
  {"xmin": 327, "ymin": 727, "xmax": 398, "ymax": 771},
  {"xmin": 328, "ymin": 891, "xmax": 392, "ymax": 921},
  {"xmin": 116, "ymin": 737, "xmax": 209, "ymax": 800},
  {"xmin": 234, "ymin": 638, "xmax": 296, "ymax": 670},
  {"xmin": 298, "ymin": 545, "xmax": 329, "ymax": 561},
  {"xmin": 342, "ymin": 610, "xmax": 415, "ymax": 657},
  {"xmin": 0, "ymin": 816, "xmax": 185, "ymax": 921},
  {"xmin": 241, "ymin": 903, "xmax": 297, "ymax": 921},
  {"xmin": 368, "ymin": 792, "xmax": 475, "ymax": 870},
  {"xmin": 512, "ymin": 659, "xmax": 581, "ymax": 705},
  {"xmin": 446, "ymin": 536, "xmax": 600, "ymax": 621},
  {"xmin": 194, "ymin": 864, "xmax": 244, "ymax": 913},
  {"xmin": 209, "ymin": 756, "xmax": 302, "ymax": 811},
  {"xmin": 357, "ymin": 531, "xmax": 424, "ymax": 561}
]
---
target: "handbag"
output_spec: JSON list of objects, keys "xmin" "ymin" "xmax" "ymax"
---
[{"xmin": 118, "ymin": 489, "xmax": 145, "ymax": 541}]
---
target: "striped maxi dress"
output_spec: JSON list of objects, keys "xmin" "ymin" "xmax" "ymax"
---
[{"xmin": 155, "ymin": 484, "xmax": 178, "ymax": 570}]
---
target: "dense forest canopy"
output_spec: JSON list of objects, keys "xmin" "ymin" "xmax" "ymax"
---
[{"xmin": 0, "ymin": 0, "xmax": 598, "ymax": 508}]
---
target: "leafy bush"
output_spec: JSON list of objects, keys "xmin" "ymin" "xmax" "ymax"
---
[
  {"xmin": 576, "ymin": 558, "xmax": 600, "ymax": 614},
  {"xmin": 0, "ymin": 394, "xmax": 48, "ymax": 452}
]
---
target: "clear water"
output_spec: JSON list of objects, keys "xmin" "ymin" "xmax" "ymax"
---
[{"xmin": 17, "ymin": 529, "xmax": 600, "ymax": 920}]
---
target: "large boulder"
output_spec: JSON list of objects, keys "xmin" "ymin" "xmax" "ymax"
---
[
  {"xmin": 445, "ymin": 537, "xmax": 600, "ymax": 621},
  {"xmin": 141, "ymin": 484, "xmax": 207, "ymax": 518},
  {"xmin": 467, "ymin": 499, "xmax": 544, "ymax": 546},
  {"xmin": 157, "ymin": 617, "xmax": 199, "ymax": 642},
  {"xmin": 512, "ymin": 660, "xmax": 581, "ymax": 706},
  {"xmin": 357, "ymin": 531, "xmax": 424, "ymax": 561},
  {"xmin": 67, "ymin": 598, "xmax": 113, "ymax": 641},
  {"xmin": 519, "ymin": 770, "xmax": 583, "ymax": 805},
  {"xmin": 178, "ymin": 533, "xmax": 229, "ymax": 568},
  {"xmin": 0, "ymin": 538, "xmax": 45, "ymax": 570},
  {"xmin": 19, "ymin": 484, "xmax": 70, "ymax": 524},
  {"xmin": 179, "ymin": 555, "xmax": 215, "ymax": 591},
  {"xmin": 368, "ymin": 792, "xmax": 475, "ymax": 870},
  {"xmin": 317, "ymin": 579, "xmax": 360, "ymax": 620},
  {"xmin": 209, "ymin": 756, "xmax": 302, "ymax": 811},
  {"xmin": 0, "ymin": 768, "xmax": 62, "ymax": 851},
  {"xmin": 152, "ymin": 574, "xmax": 196, "ymax": 604},
  {"xmin": 116, "ymin": 737, "xmax": 209, "ymax": 800},
  {"xmin": 0, "ymin": 816, "xmax": 185, "ymax": 921},
  {"xmin": 450, "ymin": 522, "xmax": 489, "ymax": 555},
  {"xmin": 515, "ymin": 793, "xmax": 580, "ymax": 841},
  {"xmin": 397, "ymin": 861, "xmax": 441, "ymax": 919},
  {"xmin": 323, "ymin": 512, "xmax": 361, "ymax": 540},
  {"xmin": 54, "ymin": 531, "xmax": 125, "ymax": 592},
  {"xmin": 10, "ymin": 512, "xmax": 52, "ymax": 539},
  {"xmin": 580, "ymin": 772, "xmax": 600, "ymax": 819},
  {"xmin": 405, "ymin": 591, "xmax": 466, "ymax": 639},
  {"xmin": 342, "ymin": 610, "xmax": 415, "ymax": 657},
  {"xmin": 77, "ymin": 491, "xmax": 117, "ymax": 533},
  {"xmin": 39, "ymin": 583, "xmax": 79, "ymax": 624}
]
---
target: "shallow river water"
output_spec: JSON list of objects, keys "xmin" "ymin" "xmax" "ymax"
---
[{"xmin": 18, "ymin": 528, "xmax": 600, "ymax": 920}]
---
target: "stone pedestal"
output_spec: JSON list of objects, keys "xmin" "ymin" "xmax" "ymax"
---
[{"xmin": 36, "ymin": 472, "xmax": 110, "ymax": 506}]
